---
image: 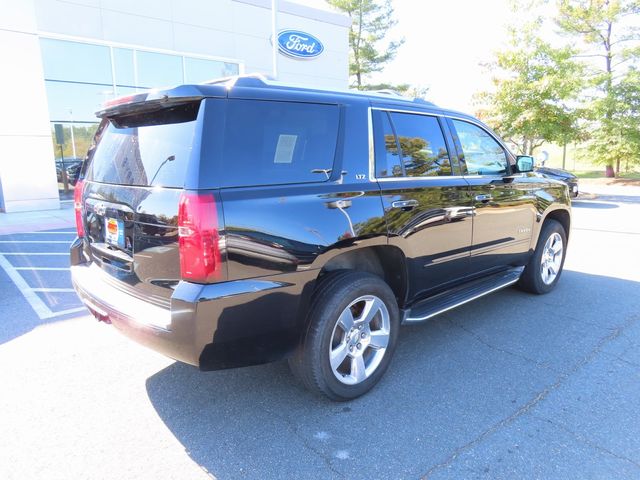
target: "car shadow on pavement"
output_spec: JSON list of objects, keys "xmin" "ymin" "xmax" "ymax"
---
[{"xmin": 145, "ymin": 270, "xmax": 640, "ymax": 480}]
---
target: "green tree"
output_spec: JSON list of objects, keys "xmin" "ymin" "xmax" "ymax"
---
[
  {"xmin": 327, "ymin": 0, "xmax": 404, "ymax": 88},
  {"xmin": 586, "ymin": 68, "xmax": 640, "ymax": 171},
  {"xmin": 616, "ymin": 69, "xmax": 640, "ymax": 158},
  {"xmin": 476, "ymin": 19, "xmax": 585, "ymax": 156},
  {"xmin": 557, "ymin": 0, "xmax": 640, "ymax": 176},
  {"xmin": 51, "ymin": 124, "xmax": 99, "ymax": 159}
]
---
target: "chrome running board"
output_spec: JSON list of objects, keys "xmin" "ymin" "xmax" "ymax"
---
[{"xmin": 403, "ymin": 267, "xmax": 524, "ymax": 324}]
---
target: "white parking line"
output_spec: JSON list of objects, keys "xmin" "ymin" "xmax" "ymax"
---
[
  {"xmin": 0, "ymin": 254, "xmax": 85, "ymax": 320},
  {"xmin": 0, "ymin": 241, "xmax": 71, "ymax": 244},
  {"xmin": 19, "ymin": 231, "xmax": 76, "ymax": 235},
  {"xmin": 14, "ymin": 267, "xmax": 70, "ymax": 271},
  {"xmin": 51, "ymin": 306, "xmax": 86, "ymax": 316},
  {"xmin": 29, "ymin": 288, "xmax": 76, "ymax": 293},
  {"xmin": 0, "ymin": 252, "xmax": 69, "ymax": 255}
]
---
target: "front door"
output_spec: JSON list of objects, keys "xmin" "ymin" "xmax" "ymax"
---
[
  {"xmin": 372, "ymin": 108, "xmax": 474, "ymax": 301},
  {"xmin": 447, "ymin": 118, "xmax": 536, "ymax": 275}
]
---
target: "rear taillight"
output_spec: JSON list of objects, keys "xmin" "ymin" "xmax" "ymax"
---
[
  {"xmin": 74, "ymin": 180, "xmax": 85, "ymax": 237},
  {"xmin": 178, "ymin": 192, "xmax": 222, "ymax": 283}
]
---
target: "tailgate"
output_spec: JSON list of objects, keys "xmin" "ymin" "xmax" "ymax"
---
[
  {"xmin": 82, "ymin": 183, "xmax": 181, "ymax": 305},
  {"xmin": 79, "ymin": 101, "xmax": 201, "ymax": 304}
]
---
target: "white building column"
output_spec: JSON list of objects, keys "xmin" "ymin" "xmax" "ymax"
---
[{"xmin": 0, "ymin": 0, "xmax": 59, "ymax": 212}]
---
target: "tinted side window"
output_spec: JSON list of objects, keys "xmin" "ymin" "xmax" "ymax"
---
[
  {"xmin": 374, "ymin": 111, "xmax": 452, "ymax": 178},
  {"xmin": 373, "ymin": 111, "xmax": 403, "ymax": 178},
  {"xmin": 221, "ymin": 100, "xmax": 339, "ymax": 187},
  {"xmin": 451, "ymin": 120, "xmax": 507, "ymax": 175},
  {"xmin": 390, "ymin": 113, "xmax": 452, "ymax": 177}
]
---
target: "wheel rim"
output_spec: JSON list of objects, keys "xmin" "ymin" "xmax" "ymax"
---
[
  {"xmin": 329, "ymin": 295, "xmax": 391, "ymax": 386},
  {"xmin": 540, "ymin": 232, "xmax": 563, "ymax": 285}
]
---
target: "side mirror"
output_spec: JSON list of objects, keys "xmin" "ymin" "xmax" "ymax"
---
[{"xmin": 516, "ymin": 155, "xmax": 535, "ymax": 173}]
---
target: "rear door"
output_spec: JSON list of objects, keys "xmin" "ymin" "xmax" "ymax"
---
[
  {"xmin": 210, "ymin": 97, "xmax": 387, "ymax": 280},
  {"xmin": 447, "ymin": 118, "xmax": 536, "ymax": 274},
  {"xmin": 372, "ymin": 108, "xmax": 474, "ymax": 300},
  {"xmin": 81, "ymin": 101, "xmax": 206, "ymax": 304}
]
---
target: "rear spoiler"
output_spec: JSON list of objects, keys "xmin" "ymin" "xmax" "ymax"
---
[
  {"xmin": 95, "ymin": 84, "xmax": 226, "ymax": 118},
  {"xmin": 96, "ymin": 75, "xmax": 291, "ymax": 118}
]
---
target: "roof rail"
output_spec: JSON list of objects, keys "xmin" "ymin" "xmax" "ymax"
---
[
  {"xmin": 413, "ymin": 98, "xmax": 437, "ymax": 107},
  {"xmin": 362, "ymin": 88, "xmax": 438, "ymax": 106},
  {"xmin": 201, "ymin": 73, "xmax": 272, "ymax": 88},
  {"xmin": 368, "ymin": 89, "xmax": 407, "ymax": 98},
  {"xmin": 198, "ymin": 75, "xmax": 440, "ymax": 107}
]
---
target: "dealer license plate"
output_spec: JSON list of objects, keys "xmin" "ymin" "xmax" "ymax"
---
[{"xmin": 105, "ymin": 217, "xmax": 125, "ymax": 248}]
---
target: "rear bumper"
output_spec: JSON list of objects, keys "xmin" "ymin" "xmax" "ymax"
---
[
  {"xmin": 72, "ymin": 262, "xmax": 199, "ymax": 364},
  {"xmin": 71, "ymin": 248, "xmax": 315, "ymax": 370}
]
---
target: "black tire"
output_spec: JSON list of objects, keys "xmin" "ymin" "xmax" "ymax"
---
[
  {"xmin": 288, "ymin": 270, "xmax": 400, "ymax": 401},
  {"xmin": 518, "ymin": 219, "xmax": 567, "ymax": 294}
]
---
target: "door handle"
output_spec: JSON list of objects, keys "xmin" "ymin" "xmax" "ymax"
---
[
  {"xmin": 474, "ymin": 194, "xmax": 492, "ymax": 202},
  {"xmin": 391, "ymin": 199, "xmax": 419, "ymax": 210}
]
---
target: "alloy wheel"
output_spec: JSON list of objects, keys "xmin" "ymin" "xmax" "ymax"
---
[
  {"xmin": 540, "ymin": 232, "xmax": 563, "ymax": 285},
  {"xmin": 329, "ymin": 295, "xmax": 391, "ymax": 385}
]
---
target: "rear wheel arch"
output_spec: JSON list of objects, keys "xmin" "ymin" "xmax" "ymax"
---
[{"xmin": 318, "ymin": 245, "xmax": 409, "ymax": 308}]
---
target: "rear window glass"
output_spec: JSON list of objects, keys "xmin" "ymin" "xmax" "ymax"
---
[
  {"xmin": 220, "ymin": 100, "xmax": 339, "ymax": 187},
  {"xmin": 85, "ymin": 103, "xmax": 198, "ymax": 188}
]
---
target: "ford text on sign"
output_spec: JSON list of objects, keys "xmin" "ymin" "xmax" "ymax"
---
[{"xmin": 277, "ymin": 30, "xmax": 324, "ymax": 59}]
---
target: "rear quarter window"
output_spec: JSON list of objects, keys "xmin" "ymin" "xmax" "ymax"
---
[{"xmin": 219, "ymin": 99, "xmax": 340, "ymax": 187}]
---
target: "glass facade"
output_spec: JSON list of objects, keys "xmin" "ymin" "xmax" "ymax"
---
[
  {"xmin": 40, "ymin": 37, "xmax": 240, "ymax": 198},
  {"xmin": 113, "ymin": 48, "xmax": 135, "ymax": 87}
]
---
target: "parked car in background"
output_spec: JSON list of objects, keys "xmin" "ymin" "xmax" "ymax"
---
[
  {"xmin": 70, "ymin": 75, "xmax": 572, "ymax": 401},
  {"xmin": 536, "ymin": 165, "xmax": 579, "ymax": 198},
  {"xmin": 56, "ymin": 157, "xmax": 84, "ymax": 186}
]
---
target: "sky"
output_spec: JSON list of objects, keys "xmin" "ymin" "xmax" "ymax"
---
[{"xmin": 298, "ymin": 0, "xmax": 519, "ymax": 112}]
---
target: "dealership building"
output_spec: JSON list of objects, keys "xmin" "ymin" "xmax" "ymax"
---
[{"xmin": 0, "ymin": 0, "xmax": 349, "ymax": 212}]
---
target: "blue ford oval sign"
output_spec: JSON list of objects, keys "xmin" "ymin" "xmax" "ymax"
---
[{"xmin": 277, "ymin": 30, "xmax": 324, "ymax": 59}]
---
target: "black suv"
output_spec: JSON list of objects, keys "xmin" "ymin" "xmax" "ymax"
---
[{"xmin": 71, "ymin": 75, "xmax": 571, "ymax": 400}]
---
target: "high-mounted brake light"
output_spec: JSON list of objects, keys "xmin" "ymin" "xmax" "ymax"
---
[
  {"xmin": 178, "ymin": 192, "xmax": 222, "ymax": 283},
  {"xmin": 103, "ymin": 93, "xmax": 148, "ymax": 108},
  {"xmin": 74, "ymin": 180, "xmax": 85, "ymax": 237}
]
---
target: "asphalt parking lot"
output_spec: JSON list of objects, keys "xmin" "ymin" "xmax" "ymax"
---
[
  {"xmin": 1, "ymin": 185, "xmax": 639, "ymax": 480},
  {"xmin": 0, "ymin": 227, "xmax": 84, "ymax": 340}
]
